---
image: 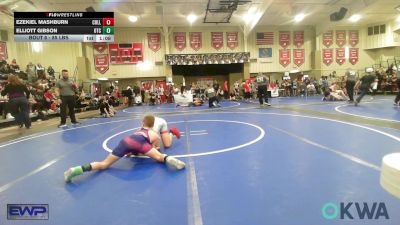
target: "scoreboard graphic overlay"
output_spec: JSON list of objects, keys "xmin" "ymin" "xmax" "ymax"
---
[{"xmin": 14, "ymin": 12, "xmax": 114, "ymax": 42}]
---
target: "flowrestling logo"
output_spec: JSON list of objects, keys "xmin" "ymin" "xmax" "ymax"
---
[
  {"xmin": 322, "ymin": 202, "xmax": 389, "ymax": 220},
  {"xmin": 7, "ymin": 204, "xmax": 49, "ymax": 220}
]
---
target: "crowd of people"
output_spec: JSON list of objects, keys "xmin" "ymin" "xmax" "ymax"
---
[
  {"xmin": 0, "ymin": 59, "xmax": 123, "ymax": 128},
  {"xmin": 1, "ymin": 57, "xmax": 399, "ymax": 129},
  {"xmin": 120, "ymin": 65, "xmax": 400, "ymax": 109}
]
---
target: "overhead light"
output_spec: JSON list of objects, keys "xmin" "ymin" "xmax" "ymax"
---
[
  {"xmin": 243, "ymin": 12, "xmax": 255, "ymax": 22},
  {"xmin": 186, "ymin": 14, "xmax": 197, "ymax": 24},
  {"xmin": 128, "ymin": 15, "xmax": 138, "ymax": 23},
  {"xmin": 397, "ymin": 15, "xmax": 400, "ymax": 23},
  {"xmin": 349, "ymin": 14, "xmax": 361, "ymax": 22},
  {"xmin": 98, "ymin": 77, "xmax": 108, "ymax": 81},
  {"xmin": 294, "ymin": 13, "xmax": 305, "ymax": 23}
]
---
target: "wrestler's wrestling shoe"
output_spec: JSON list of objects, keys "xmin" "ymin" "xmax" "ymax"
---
[
  {"xmin": 64, "ymin": 166, "xmax": 83, "ymax": 183},
  {"xmin": 170, "ymin": 127, "xmax": 181, "ymax": 139},
  {"xmin": 166, "ymin": 157, "xmax": 186, "ymax": 170}
]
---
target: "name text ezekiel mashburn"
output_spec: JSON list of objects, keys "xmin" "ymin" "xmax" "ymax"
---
[{"xmin": 16, "ymin": 20, "xmax": 68, "ymax": 25}]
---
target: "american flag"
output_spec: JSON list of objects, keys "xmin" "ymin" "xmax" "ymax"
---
[{"xmin": 256, "ymin": 32, "xmax": 274, "ymax": 45}]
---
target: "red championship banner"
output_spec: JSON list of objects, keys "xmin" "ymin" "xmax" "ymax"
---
[
  {"xmin": 349, "ymin": 48, "xmax": 359, "ymax": 65},
  {"xmin": 189, "ymin": 32, "xmax": 202, "ymax": 51},
  {"xmin": 293, "ymin": 31, "xmax": 304, "ymax": 48},
  {"xmin": 147, "ymin": 33, "xmax": 161, "ymax": 52},
  {"xmin": 211, "ymin": 32, "xmax": 223, "ymax": 50},
  {"xmin": 95, "ymin": 54, "xmax": 109, "ymax": 74},
  {"xmin": 279, "ymin": 31, "xmax": 290, "ymax": 48},
  {"xmin": 323, "ymin": 30, "xmax": 333, "ymax": 48},
  {"xmin": 93, "ymin": 43, "xmax": 107, "ymax": 53},
  {"xmin": 349, "ymin": 30, "xmax": 359, "ymax": 47},
  {"xmin": 293, "ymin": 49, "xmax": 304, "ymax": 66},
  {"xmin": 0, "ymin": 42, "xmax": 7, "ymax": 60},
  {"xmin": 336, "ymin": 48, "xmax": 345, "ymax": 65},
  {"xmin": 335, "ymin": 30, "xmax": 346, "ymax": 47},
  {"xmin": 173, "ymin": 32, "xmax": 186, "ymax": 51},
  {"xmin": 226, "ymin": 32, "xmax": 238, "ymax": 50},
  {"xmin": 323, "ymin": 49, "xmax": 333, "ymax": 66},
  {"xmin": 279, "ymin": 49, "xmax": 291, "ymax": 67}
]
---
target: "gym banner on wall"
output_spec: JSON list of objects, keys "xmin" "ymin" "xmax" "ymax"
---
[
  {"xmin": 189, "ymin": 32, "xmax": 202, "ymax": 51},
  {"xmin": 147, "ymin": 33, "xmax": 161, "ymax": 52},
  {"xmin": 279, "ymin": 49, "xmax": 291, "ymax": 67},
  {"xmin": 211, "ymin": 32, "xmax": 223, "ymax": 50},
  {"xmin": 349, "ymin": 30, "xmax": 359, "ymax": 47},
  {"xmin": 293, "ymin": 31, "xmax": 304, "ymax": 48},
  {"xmin": 336, "ymin": 48, "xmax": 345, "ymax": 65},
  {"xmin": 323, "ymin": 48, "xmax": 333, "ymax": 66},
  {"xmin": 174, "ymin": 32, "xmax": 186, "ymax": 51},
  {"xmin": 279, "ymin": 31, "xmax": 290, "ymax": 48},
  {"xmin": 95, "ymin": 54, "xmax": 109, "ymax": 74},
  {"xmin": 226, "ymin": 32, "xmax": 238, "ymax": 50},
  {"xmin": 293, "ymin": 49, "xmax": 304, "ymax": 66},
  {"xmin": 349, "ymin": 48, "xmax": 359, "ymax": 65},
  {"xmin": 323, "ymin": 30, "xmax": 333, "ymax": 48},
  {"xmin": 93, "ymin": 42, "xmax": 107, "ymax": 53},
  {"xmin": 336, "ymin": 30, "xmax": 346, "ymax": 47}
]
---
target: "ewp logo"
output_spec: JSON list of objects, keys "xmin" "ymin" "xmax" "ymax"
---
[
  {"xmin": 7, "ymin": 204, "xmax": 49, "ymax": 220},
  {"xmin": 321, "ymin": 202, "xmax": 389, "ymax": 220}
]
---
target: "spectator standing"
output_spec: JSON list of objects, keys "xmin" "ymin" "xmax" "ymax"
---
[
  {"xmin": 47, "ymin": 66, "xmax": 55, "ymax": 78},
  {"xmin": 206, "ymin": 84, "xmax": 218, "ymax": 108},
  {"xmin": 1, "ymin": 75, "xmax": 31, "ymax": 128},
  {"xmin": 393, "ymin": 67, "xmax": 400, "ymax": 106},
  {"xmin": 26, "ymin": 62, "xmax": 37, "ymax": 83},
  {"xmin": 223, "ymin": 80, "xmax": 228, "ymax": 99},
  {"xmin": 36, "ymin": 63, "xmax": 46, "ymax": 80}
]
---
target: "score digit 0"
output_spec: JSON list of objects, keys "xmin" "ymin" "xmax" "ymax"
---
[
  {"xmin": 102, "ymin": 18, "xmax": 114, "ymax": 26},
  {"xmin": 103, "ymin": 26, "xmax": 114, "ymax": 34}
]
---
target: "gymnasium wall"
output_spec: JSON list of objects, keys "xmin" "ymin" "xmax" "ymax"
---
[
  {"xmin": 85, "ymin": 27, "xmax": 165, "ymax": 80},
  {"xmin": 248, "ymin": 26, "xmax": 315, "ymax": 74},
  {"xmin": 2, "ymin": 19, "xmax": 400, "ymax": 83},
  {"xmin": 168, "ymin": 26, "xmax": 245, "ymax": 54},
  {"xmin": 315, "ymin": 26, "xmax": 375, "ymax": 77}
]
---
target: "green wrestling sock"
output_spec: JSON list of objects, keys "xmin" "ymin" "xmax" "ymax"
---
[
  {"xmin": 64, "ymin": 166, "xmax": 84, "ymax": 182},
  {"xmin": 71, "ymin": 166, "xmax": 84, "ymax": 176}
]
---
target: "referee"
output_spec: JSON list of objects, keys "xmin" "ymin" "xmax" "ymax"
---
[
  {"xmin": 256, "ymin": 73, "xmax": 271, "ymax": 106},
  {"xmin": 55, "ymin": 69, "xmax": 79, "ymax": 127},
  {"xmin": 345, "ymin": 68, "xmax": 356, "ymax": 102}
]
